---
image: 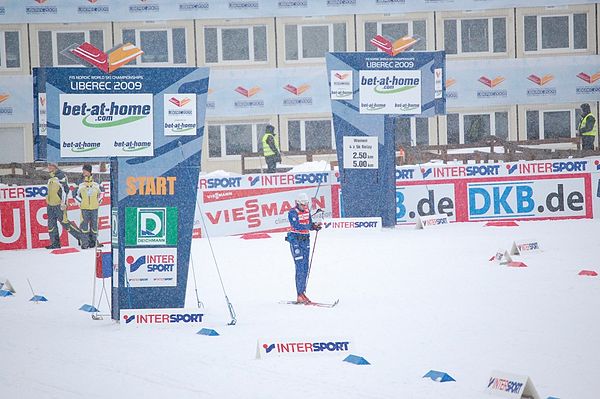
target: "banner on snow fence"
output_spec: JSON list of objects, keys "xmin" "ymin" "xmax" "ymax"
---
[
  {"xmin": 2, "ymin": 157, "xmax": 600, "ymax": 249},
  {"xmin": 193, "ymin": 157, "xmax": 600, "ymax": 237},
  {"xmin": 194, "ymin": 170, "xmax": 338, "ymax": 237},
  {"xmin": 395, "ymin": 157, "xmax": 600, "ymax": 224},
  {"xmin": 0, "ymin": 181, "xmax": 111, "ymax": 250}
]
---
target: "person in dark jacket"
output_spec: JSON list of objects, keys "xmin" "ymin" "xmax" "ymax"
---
[
  {"xmin": 578, "ymin": 103, "xmax": 597, "ymax": 150},
  {"xmin": 286, "ymin": 192, "xmax": 322, "ymax": 303},
  {"xmin": 262, "ymin": 124, "xmax": 281, "ymax": 173}
]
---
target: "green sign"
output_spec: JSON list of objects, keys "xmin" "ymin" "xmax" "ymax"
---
[{"xmin": 125, "ymin": 207, "xmax": 178, "ymax": 246}]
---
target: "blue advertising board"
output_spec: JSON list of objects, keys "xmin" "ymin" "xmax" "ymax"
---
[
  {"xmin": 34, "ymin": 67, "xmax": 209, "ymax": 320},
  {"xmin": 326, "ymin": 51, "xmax": 445, "ymax": 227}
]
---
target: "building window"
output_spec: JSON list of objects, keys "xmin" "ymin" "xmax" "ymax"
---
[
  {"xmin": 395, "ymin": 118, "xmax": 430, "ymax": 146},
  {"xmin": 0, "ymin": 31, "xmax": 21, "ymax": 69},
  {"xmin": 285, "ymin": 23, "xmax": 346, "ymax": 61},
  {"xmin": 364, "ymin": 20, "xmax": 427, "ymax": 51},
  {"xmin": 207, "ymin": 122, "xmax": 269, "ymax": 158},
  {"xmin": 122, "ymin": 28, "xmax": 187, "ymax": 65},
  {"xmin": 446, "ymin": 111, "xmax": 509, "ymax": 144},
  {"xmin": 288, "ymin": 119, "xmax": 334, "ymax": 151},
  {"xmin": 443, "ymin": 17, "xmax": 506, "ymax": 56},
  {"xmin": 525, "ymin": 109, "xmax": 574, "ymax": 140},
  {"xmin": 524, "ymin": 13, "xmax": 587, "ymax": 52},
  {"xmin": 204, "ymin": 25, "xmax": 267, "ymax": 65},
  {"xmin": 38, "ymin": 30, "xmax": 104, "ymax": 66}
]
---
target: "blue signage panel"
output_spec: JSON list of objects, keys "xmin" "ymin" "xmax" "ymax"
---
[
  {"xmin": 33, "ymin": 67, "xmax": 209, "ymax": 320},
  {"xmin": 326, "ymin": 51, "xmax": 445, "ymax": 227}
]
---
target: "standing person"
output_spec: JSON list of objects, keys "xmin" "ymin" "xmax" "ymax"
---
[
  {"xmin": 262, "ymin": 124, "xmax": 281, "ymax": 173},
  {"xmin": 75, "ymin": 164, "xmax": 102, "ymax": 249},
  {"xmin": 45, "ymin": 162, "xmax": 79, "ymax": 249},
  {"xmin": 578, "ymin": 103, "xmax": 597, "ymax": 150},
  {"xmin": 286, "ymin": 192, "xmax": 322, "ymax": 303}
]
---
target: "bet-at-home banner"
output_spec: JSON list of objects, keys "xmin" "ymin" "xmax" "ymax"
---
[
  {"xmin": 34, "ymin": 67, "xmax": 208, "ymax": 321},
  {"xmin": 326, "ymin": 51, "xmax": 445, "ymax": 227}
]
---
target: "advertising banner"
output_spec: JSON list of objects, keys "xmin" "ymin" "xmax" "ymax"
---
[
  {"xmin": 446, "ymin": 55, "xmax": 600, "ymax": 108},
  {"xmin": 124, "ymin": 247, "xmax": 178, "ymax": 288},
  {"xmin": 395, "ymin": 158, "xmax": 600, "ymax": 223},
  {"xmin": 256, "ymin": 337, "xmax": 353, "ymax": 359},
  {"xmin": 120, "ymin": 308, "xmax": 205, "ymax": 327},
  {"xmin": 0, "ymin": 182, "xmax": 111, "ymax": 251},
  {"xmin": 59, "ymin": 93, "xmax": 154, "ymax": 157},
  {"xmin": 0, "ymin": 0, "xmax": 596, "ymax": 24},
  {"xmin": 0, "ymin": 75, "xmax": 33, "ymax": 124},
  {"xmin": 2, "ymin": 158, "xmax": 599, "ymax": 250},
  {"xmin": 31, "ymin": 64, "xmax": 209, "ymax": 320},
  {"xmin": 10, "ymin": 56, "xmax": 596, "ymax": 128},
  {"xmin": 359, "ymin": 69, "xmax": 422, "ymax": 115},
  {"xmin": 164, "ymin": 94, "xmax": 197, "ymax": 136},
  {"xmin": 108, "ymin": 67, "xmax": 209, "ymax": 320},
  {"xmin": 194, "ymin": 170, "xmax": 337, "ymax": 237},
  {"xmin": 205, "ymin": 66, "xmax": 330, "ymax": 118},
  {"xmin": 326, "ymin": 50, "xmax": 446, "ymax": 228}
]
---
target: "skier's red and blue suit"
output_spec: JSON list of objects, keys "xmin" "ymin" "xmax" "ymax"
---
[{"xmin": 287, "ymin": 206, "xmax": 317, "ymax": 296}]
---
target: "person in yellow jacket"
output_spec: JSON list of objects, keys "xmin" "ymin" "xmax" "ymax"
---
[
  {"xmin": 262, "ymin": 124, "xmax": 281, "ymax": 173},
  {"xmin": 578, "ymin": 103, "xmax": 597, "ymax": 150},
  {"xmin": 45, "ymin": 162, "xmax": 81, "ymax": 249},
  {"xmin": 75, "ymin": 164, "xmax": 102, "ymax": 249}
]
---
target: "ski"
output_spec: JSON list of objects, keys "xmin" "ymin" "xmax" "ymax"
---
[{"xmin": 279, "ymin": 299, "xmax": 339, "ymax": 308}]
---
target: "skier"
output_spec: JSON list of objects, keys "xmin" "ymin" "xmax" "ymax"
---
[
  {"xmin": 45, "ymin": 162, "xmax": 81, "ymax": 249},
  {"xmin": 286, "ymin": 192, "xmax": 322, "ymax": 303},
  {"xmin": 75, "ymin": 164, "xmax": 102, "ymax": 249}
]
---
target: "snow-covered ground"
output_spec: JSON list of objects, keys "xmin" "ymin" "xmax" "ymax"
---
[{"xmin": 1, "ymin": 219, "xmax": 599, "ymax": 399}]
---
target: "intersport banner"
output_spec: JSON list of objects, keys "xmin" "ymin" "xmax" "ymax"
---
[
  {"xmin": 191, "ymin": 158, "xmax": 600, "ymax": 237},
  {"xmin": 2, "ymin": 158, "xmax": 599, "ymax": 249},
  {"xmin": 395, "ymin": 158, "xmax": 600, "ymax": 224},
  {"xmin": 193, "ymin": 171, "xmax": 338, "ymax": 237},
  {"xmin": 0, "ymin": 182, "xmax": 111, "ymax": 250}
]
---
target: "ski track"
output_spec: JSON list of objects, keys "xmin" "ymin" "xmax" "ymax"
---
[{"xmin": 1, "ymin": 219, "xmax": 599, "ymax": 398}]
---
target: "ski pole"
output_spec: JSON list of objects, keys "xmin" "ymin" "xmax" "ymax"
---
[
  {"xmin": 307, "ymin": 229, "xmax": 319, "ymax": 288},
  {"xmin": 306, "ymin": 209, "xmax": 324, "ymax": 289}
]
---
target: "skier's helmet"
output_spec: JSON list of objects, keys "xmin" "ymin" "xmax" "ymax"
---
[{"xmin": 296, "ymin": 192, "xmax": 309, "ymax": 207}]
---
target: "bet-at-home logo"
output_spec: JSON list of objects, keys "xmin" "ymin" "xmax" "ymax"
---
[{"xmin": 125, "ymin": 207, "xmax": 178, "ymax": 246}]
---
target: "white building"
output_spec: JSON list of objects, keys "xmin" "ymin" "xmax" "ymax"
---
[{"xmin": 0, "ymin": 1, "xmax": 598, "ymax": 172}]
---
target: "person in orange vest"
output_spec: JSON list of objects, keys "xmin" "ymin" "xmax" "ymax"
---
[{"xmin": 286, "ymin": 192, "xmax": 322, "ymax": 303}]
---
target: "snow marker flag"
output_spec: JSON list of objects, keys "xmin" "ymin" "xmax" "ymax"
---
[
  {"xmin": 0, "ymin": 278, "xmax": 15, "ymax": 293},
  {"xmin": 510, "ymin": 240, "xmax": 541, "ymax": 255},
  {"xmin": 416, "ymin": 214, "xmax": 449, "ymax": 229},
  {"xmin": 485, "ymin": 370, "xmax": 540, "ymax": 399}
]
